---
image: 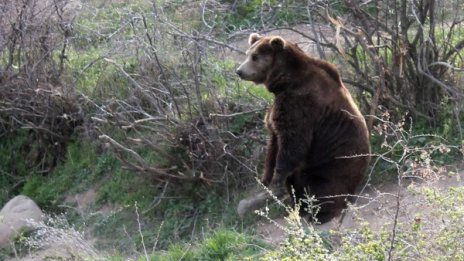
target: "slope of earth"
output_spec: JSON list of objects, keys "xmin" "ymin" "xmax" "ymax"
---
[{"xmin": 256, "ymin": 170, "xmax": 464, "ymax": 246}]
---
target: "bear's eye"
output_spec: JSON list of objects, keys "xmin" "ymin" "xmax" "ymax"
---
[{"xmin": 251, "ymin": 54, "xmax": 258, "ymax": 61}]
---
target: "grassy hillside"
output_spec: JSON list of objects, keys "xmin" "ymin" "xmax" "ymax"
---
[{"xmin": 1, "ymin": 0, "xmax": 463, "ymax": 260}]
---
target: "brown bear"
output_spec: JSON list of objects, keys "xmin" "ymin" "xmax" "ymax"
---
[{"xmin": 236, "ymin": 33, "xmax": 370, "ymax": 223}]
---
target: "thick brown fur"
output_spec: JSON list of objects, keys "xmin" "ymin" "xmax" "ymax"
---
[{"xmin": 236, "ymin": 34, "xmax": 370, "ymax": 223}]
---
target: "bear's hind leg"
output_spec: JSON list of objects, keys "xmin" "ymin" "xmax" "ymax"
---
[
  {"xmin": 285, "ymin": 174, "xmax": 350, "ymax": 224},
  {"xmin": 306, "ymin": 177, "xmax": 348, "ymax": 224}
]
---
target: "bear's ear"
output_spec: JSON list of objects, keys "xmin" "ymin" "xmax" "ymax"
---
[
  {"xmin": 270, "ymin": 36, "xmax": 285, "ymax": 51},
  {"xmin": 248, "ymin": 33, "xmax": 262, "ymax": 45}
]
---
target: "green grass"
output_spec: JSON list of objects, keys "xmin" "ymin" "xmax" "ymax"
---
[
  {"xmin": 136, "ymin": 229, "xmax": 268, "ymax": 261},
  {"xmin": 77, "ymin": 180, "xmax": 264, "ymax": 254},
  {"xmin": 12, "ymin": 135, "xmax": 260, "ymax": 253},
  {"xmin": 66, "ymin": 45, "xmax": 136, "ymax": 99},
  {"xmin": 0, "ymin": 131, "xmax": 30, "ymax": 205},
  {"xmin": 17, "ymin": 138, "xmax": 163, "ymax": 210},
  {"xmin": 74, "ymin": 1, "xmax": 152, "ymax": 47},
  {"xmin": 207, "ymin": 59, "xmax": 273, "ymax": 103},
  {"xmin": 219, "ymin": 0, "xmax": 307, "ymax": 32},
  {"xmin": 68, "ymin": 1, "xmax": 151, "ymax": 98},
  {"xmin": 110, "ymin": 232, "xmax": 263, "ymax": 261},
  {"xmin": 21, "ymin": 141, "xmax": 107, "ymax": 208}
]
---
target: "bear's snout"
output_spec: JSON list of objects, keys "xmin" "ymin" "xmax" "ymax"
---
[{"xmin": 236, "ymin": 68, "xmax": 244, "ymax": 78}]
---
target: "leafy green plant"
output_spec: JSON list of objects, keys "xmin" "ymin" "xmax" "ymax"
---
[
  {"xmin": 197, "ymin": 230, "xmax": 260, "ymax": 260},
  {"xmin": 333, "ymin": 184, "xmax": 464, "ymax": 261},
  {"xmin": 261, "ymin": 214, "xmax": 331, "ymax": 261},
  {"xmin": 145, "ymin": 229, "xmax": 266, "ymax": 261},
  {"xmin": 0, "ymin": 131, "xmax": 30, "ymax": 205},
  {"xmin": 150, "ymin": 243, "xmax": 196, "ymax": 261}
]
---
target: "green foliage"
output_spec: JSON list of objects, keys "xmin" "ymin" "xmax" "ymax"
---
[
  {"xmin": 3, "ymin": 129, "xmax": 255, "ymax": 256},
  {"xmin": 143, "ymin": 187, "xmax": 251, "ymax": 249},
  {"xmin": 58, "ymin": 150, "xmax": 259, "ymax": 253},
  {"xmin": 228, "ymin": 112, "xmax": 264, "ymax": 135},
  {"xmin": 368, "ymin": 111, "xmax": 462, "ymax": 185},
  {"xmin": 260, "ymin": 206, "xmax": 332, "ymax": 261},
  {"xmin": 150, "ymin": 244, "xmax": 196, "ymax": 261},
  {"xmin": 414, "ymin": 185, "xmax": 464, "ymax": 260},
  {"xmin": 263, "ymin": 230, "xmax": 330, "ymax": 261},
  {"xmin": 74, "ymin": 1, "xmax": 151, "ymax": 48},
  {"xmin": 147, "ymin": 230, "xmax": 267, "ymax": 261},
  {"xmin": 96, "ymin": 167, "xmax": 158, "ymax": 209},
  {"xmin": 15, "ymin": 133, "xmax": 167, "ymax": 209},
  {"xmin": 219, "ymin": 0, "xmax": 306, "ymax": 32},
  {"xmin": 336, "ymin": 222, "xmax": 386, "ymax": 261},
  {"xmin": 0, "ymin": 131, "xmax": 30, "ymax": 205},
  {"xmin": 219, "ymin": 0, "xmax": 353, "ymax": 32},
  {"xmin": 21, "ymin": 141, "xmax": 108, "ymax": 208},
  {"xmin": 208, "ymin": 59, "xmax": 273, "ymax": 104},
  {"xmin": 259, "ymin": 184, "xmax": 464, "ymax": 261},
  {"xmin": 0, "ymin": 131, "xmax": 29, "ymax": 175},
  {"xmin": 413, "ymin": 100, "xmax": 464, "ymax": 146},
  {"xmin": 337, "ymin": 185, "xmax": 464, "ymax": 261},
  {"xmin": 67, "ymin": 46, "xmax": 133, "ymax": 99},
  {"xmin": 68, "ymin": 1, "xmax": 149, "ymax": 98},
  {"xmin": 198, "ymin": 230, "xmax": 255, "ymax": 260},
  {"xmin": 67, "ymin": 47, "xmax": 104, "ymax": 92},
  {"xmin": 17, "ymin": 138, "xmax": 160, "ymax": 211}
]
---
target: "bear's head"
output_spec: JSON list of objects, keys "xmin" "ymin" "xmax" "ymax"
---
[{"xmin": 236, "ymin": 33, "xmax": 289, "ymax": 84}]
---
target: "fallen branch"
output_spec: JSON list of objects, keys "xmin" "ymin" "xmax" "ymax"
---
[
  {"xmin": 209, "ymin": 108, "xmax": 265, "ymax": 118},
  {"xmin": 99, "ymin": 134, "xmax": 222, "ymax": 184}
]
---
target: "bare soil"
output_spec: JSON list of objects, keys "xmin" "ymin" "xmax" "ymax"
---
[{"xmin": 256, "ymin": 170, "xmax": 464, "ymax": 246}]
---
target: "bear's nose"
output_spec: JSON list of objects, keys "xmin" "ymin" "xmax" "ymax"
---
[{"xmin": 236, "ymin": 69, "xmax": 244, "ymax": 78}]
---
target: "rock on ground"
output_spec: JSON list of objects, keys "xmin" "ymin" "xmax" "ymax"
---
[{"xmin": 0, "ymin": 195, "xmax": 44, "ymax": 249}]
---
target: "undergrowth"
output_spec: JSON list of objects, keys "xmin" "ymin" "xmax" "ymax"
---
[
  {"xmin": 11, "ymin": 179, "xmax": 463, "ymax": 260},
  {"xmin": 11, "ymin": 139, "xmax": 258, "ymax": 254},
  {"xmin": 255, "ymin": 178, "xmax": 464, "ymax": 261},
  {"xmin": 1, "ymin": 0, "xmax": 463, "ymax": 260}
]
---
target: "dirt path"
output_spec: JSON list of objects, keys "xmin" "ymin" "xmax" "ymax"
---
[{"xmin": 256, "ymin": 170, "xmax": 464, "ymax": 246}]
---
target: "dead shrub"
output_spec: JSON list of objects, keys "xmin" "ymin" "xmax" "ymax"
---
[{"xmin": 0, "ymin": 0, "xmax": 83, "ymax": 172}]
